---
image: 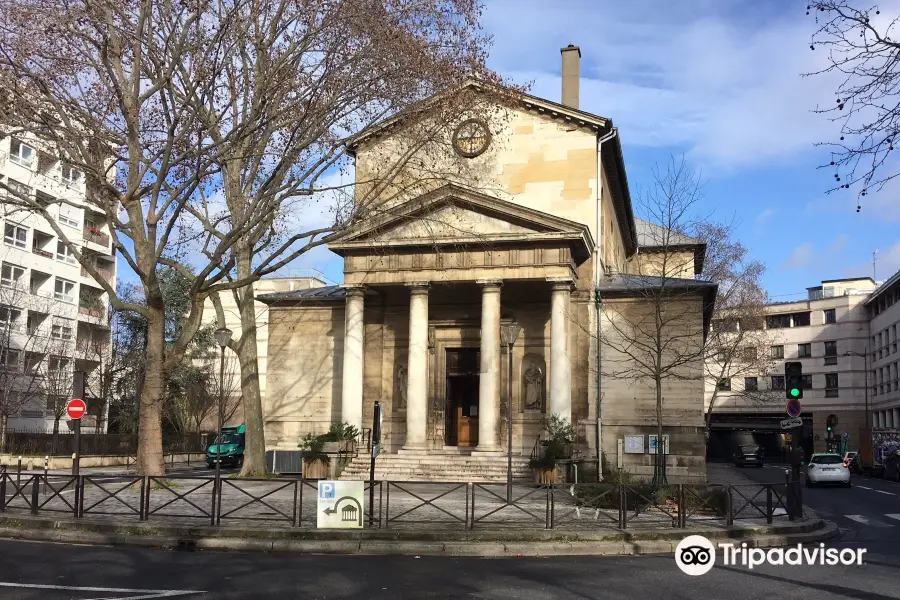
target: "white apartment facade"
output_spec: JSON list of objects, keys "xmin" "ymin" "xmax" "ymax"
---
[
  {"xmin": 706, "ymin": 277, "xmax": 877, "ymax": 456},
  {"xmin": 0, "ymin": 134, "xmax": 116, "ymax": 433},
  {"xmin": 867, "ymin": 269, "xmax": 900, "ymax": 429},
  {"xmin": 198, "ymin": 276, "xmax": 327, "ymax": 429}
]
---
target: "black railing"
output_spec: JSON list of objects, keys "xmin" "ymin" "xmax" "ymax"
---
[{"xmin": 0, "ymin": 468, "xmax": 804, "ymax": 531}]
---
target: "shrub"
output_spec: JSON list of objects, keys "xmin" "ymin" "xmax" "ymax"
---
[
  {"xmin": 299, "ymin": 433, "xmax": 328, "ymax": 462},
  {"xmin": 322, "ymin": 422, "xmax": 360, "ymax": 442}
]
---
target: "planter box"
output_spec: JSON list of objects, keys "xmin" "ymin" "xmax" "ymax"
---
[
  {"xmin": 322, "ymin": 440, "xmax": 358, "ymax": 454},
  {"xmin": 302, "ymin": 458, "xmax": 329, "ymax": 479},
  {"xmin": 533, "ymin": 466, "xmax": 559, "ymax": 485}
]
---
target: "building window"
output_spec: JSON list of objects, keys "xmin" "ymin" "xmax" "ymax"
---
[
  {"xmin": 793, "ymin": 312, "xmax": 811, "ymax": 327},
  {"xmin": 824, "ymin": 341, "xmax": 838, "ymax": 365},
  {"xmin": 6, "ymin": 179, "xmax": 32, "ymax": 197},
  {"xmin": 54, "ymin": 278, "xmax": 75, "ymax": 303},
  {"xmin": 4, "ymin": 223, "xmax": 27, "ymax": 249},
  {"xmin": 743, "ymin": 347, "xmax": 758, "ymax": 361},
  {"xmin": 50, "ymin": 321, "xmax": 73, "ymax": 340},
  {"xmin": 0, "ymin": 263, "xmax": 24, "ymax": 288},
  {"xmin": 60, "ymin": 163, "xmax": 82, "ymax": 186},
  {"xmin": 771, "ymin": 375, "xmax": 785, "ymax": 390},
  {"xmin": 766, "ymin": 315, "xmax": 791, "ymax": 329},
  {"xmin": 9, "ymin": 139, "xmax": 35, "ymax": 167},
  {"xmin": 824, "ymin": 308, "xmax": 836, "ymax": 324},
  {"xmin": 744, "ymin": 377, "xmax": 758, "ymax": 392},
  {"xmin": 56, "ymin": 241, "xmax": 77, "ymax": 265},
  {"xmin": 798, "ymin": 343, "xmax": 811, "ymax": 358},
  {"xmin": 48, "ymin": 356, "xmax": 70, "ymax": 375},
  {"xmin": 825, "ymin": 373, "xmax": 839, "ymax": 397},
  {"xmin": 58, "ymin": 205, "xmax": 80, "ymax": 228},
  {"xmin": 717, "ymin": 378, "xmax": 732, "ymax": 391},
  {"xmin": 800, "ymin": 374, "xmax": 813, "ymax": 389},
  {"xmin": 0, "ymin": 348, "xmax": 20, "ymax": 370},
  {"xmin": 770, "ymin": 345, "xmax": 784, "ymax": 359},
  {"xmin": 0, "ymin": 306, "xmax": 20, "ymax": 331}
]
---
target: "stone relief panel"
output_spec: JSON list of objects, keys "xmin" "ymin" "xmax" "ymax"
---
[
  {"xmin": 395, "ymin": 360, "xmax": 408, "ymax": 411},
  {"xmin": 521, "ymin": 353, "xmax": 546, "ymax": 413}
]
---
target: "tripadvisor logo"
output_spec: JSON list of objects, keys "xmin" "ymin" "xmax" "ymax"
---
[{"xmin": 675, "ymin": 536, "xmax": 866, "ymax": 575}]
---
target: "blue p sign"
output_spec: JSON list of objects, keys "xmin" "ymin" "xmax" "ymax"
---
[{"xmin": 319, "ymin": 482, "xmax": 335, "ymax": 499}]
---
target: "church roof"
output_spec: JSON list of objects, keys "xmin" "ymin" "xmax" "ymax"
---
[
  {"xmin": 633, "ymin": 218, "xmax": 706, "ymax": 275},
  {"xmin": 257, "ymin": 285, "xmax": 346, "ymax": 304}
]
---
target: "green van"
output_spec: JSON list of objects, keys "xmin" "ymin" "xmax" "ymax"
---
[{"xmin": 206, "ymin": 424, "xmax": 245, "ymax": 468}]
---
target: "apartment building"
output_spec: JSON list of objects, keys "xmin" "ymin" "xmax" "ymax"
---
[
  {"xmin": 197, "ymin": 276, "xmax": 327, "ymax": 430},
  {"xmin": 706, "ymin": 277, "xmax": 877, "ymax": 457},
  {"xmin": 0, "ymin": 135, "xmax": 116, "ymax": 432},
  {"xmin": 867, "ymin": 270, "xmax": 900, "ymax": 429}
]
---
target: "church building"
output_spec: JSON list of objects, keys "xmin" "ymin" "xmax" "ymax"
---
[{"xmin": 259, "ymin": 45, "xmax": 716, "ymax": 482}]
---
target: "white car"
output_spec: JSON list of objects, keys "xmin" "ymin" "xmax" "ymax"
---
[{"xmin": 806, "ymin": 453, "xmax": 851, "ymax": 488}]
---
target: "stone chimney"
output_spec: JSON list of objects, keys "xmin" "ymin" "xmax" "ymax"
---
[{"xmin": 560, "ymin": 43, "xmax": 581, "ymax": 109}]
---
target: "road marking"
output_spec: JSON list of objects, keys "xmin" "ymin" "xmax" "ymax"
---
[
  {"xmin": 0, "ymin": 582, "xmax": 204, "ymax": 598},
  {"xmin": 845, "ymin": 514, "xmax": 895, "ymax": 528},
  {"xmin": 886, "ymin": 514, "xmax": 900, "ymax": 522},
  {"xmin": 856, "ymin": 485, "xmax": 897, "ymax": 495}
]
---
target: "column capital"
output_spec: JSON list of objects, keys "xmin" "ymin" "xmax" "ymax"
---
[
  {"xmin": 547, "ymin": 277, "xmax": 574, "ymax": 291},
  {"xmin": 476, "ymin": 278, "xmax": 503, "ymax": 289},
  {"xmin": 405, "ymin": 281, "xmax": 430, "ymax": 294},
  {"xmin": 340, "ymin": 284, "xmax": 365, "ymax": 297}
]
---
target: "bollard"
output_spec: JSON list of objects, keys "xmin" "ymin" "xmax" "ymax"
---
[
  {"xmin": 16, "ymin": 456, "xmax": 22, "ymax": 489},
  {"xmin": 30, "ymin": 476, "xmax": 39, "ymax": 515},
  {"xmin": 43, "ymin": 456, "xmax": 49, "ymax": 495}
]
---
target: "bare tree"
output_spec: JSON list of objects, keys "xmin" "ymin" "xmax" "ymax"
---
[
  {"xmin": 806, "ymin": 2, "xmax": 900, "ymax": 203},
  {"xmin": 600, "ymin": 157, "xmax": 717, "ymax": 485},
  {"xmin": 0, "ymin": 0, "xmax": 502, "ymax": 475},
  {"xmin": 699, "ymin": 230, "xmax": 780, "ymax": 441}
]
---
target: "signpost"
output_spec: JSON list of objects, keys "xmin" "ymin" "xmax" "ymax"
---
[
  {"xmin": 780, "ymin": 417, "xmax": 803, "ymax": 430},
  {"xmin": 368, "ymin": 401, "xmax": 383, "ymax": 526},
  {"xmin": 317, "ymin": 481, "xmax": 364, "ymax": 529},
  {"xmin": 69, "ymin": 371, "xmax": 86, "ymax": 477}
]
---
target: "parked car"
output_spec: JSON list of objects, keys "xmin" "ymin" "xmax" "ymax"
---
[
  {"xmin": 883, "ymin": 451, "xmax": 900, "ymax": 482},
  {"xmin": 733, "ymin": 444, "xmax": 764, "ymax": 468},
  {"xmin": 806, "ymin": 453, "xmax": 851, "ymax": 488}
]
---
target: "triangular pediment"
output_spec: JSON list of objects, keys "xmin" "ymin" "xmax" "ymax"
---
[{"xmin": 328, "ymin": 184, "xmax": 594, "ymax": 259}]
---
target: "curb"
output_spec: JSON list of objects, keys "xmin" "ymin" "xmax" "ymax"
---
[{"xmin": 0, "ymin": 514, "xmax": 839, "ymax": 557}]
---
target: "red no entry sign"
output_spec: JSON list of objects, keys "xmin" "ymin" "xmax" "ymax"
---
[{"xmin": 67, "ymin": 398, "xmax": 86, "ymax": 420}]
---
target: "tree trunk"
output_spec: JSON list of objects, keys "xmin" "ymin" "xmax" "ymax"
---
[
  {"xmin": 136, "ymin": 301, "xmax": 167, "ymax": 476},
  {"xmin": 234, "ymin": 252, "xmax": 266, "ymax": 477},
  {"xmin": 654, "ymin": 378, "xmax": 666, "ymax": 486},
  {"xmin": 52, "ymin": 418, "xmax": 60, "ymax": 455},
  {"xmin": 0, "ymin": 412, "xmax": 7, "ymax": 452}
]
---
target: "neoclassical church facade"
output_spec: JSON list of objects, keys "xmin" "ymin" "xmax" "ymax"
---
[{"xmin": 260, "ymin": 46, "xmax": 715, "ymax": 482}]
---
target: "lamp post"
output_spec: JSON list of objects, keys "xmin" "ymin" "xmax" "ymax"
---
[
  {"xmin": 500, "ymin": 321, "xmax": 522, "ymax": 503},
  {"xmin": 845, "ymin": 347, "xmax": 869, "ymax": 430},
  {"xmin": 214, "ymin": 328, "xmax": 233, "ymax": 488}
]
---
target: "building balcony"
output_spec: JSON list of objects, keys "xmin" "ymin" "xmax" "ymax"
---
[
  {"xmin": 78, "ymin": 304, "xmax": 105, "ymax": 319},
  {"xmin": 82, "ymin": 227, "xmax": 110, "ymax": 248},
  {"xmin": 81, "ymin": 265, "xmax": 114, "ymax": 284}
]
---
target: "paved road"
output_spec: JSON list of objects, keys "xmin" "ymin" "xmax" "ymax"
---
[
  {"xmin": 734, "ymin": 462, "xmax": 900, "ymax": 543},
  {"xmin": 0, "ymin": 536, "xmax": 896, "ymax": 599}
]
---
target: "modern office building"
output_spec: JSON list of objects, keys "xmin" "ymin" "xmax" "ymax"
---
[
  {"xmin": 0, "ymin": 134, "xmax": 116, "ymax": 433},
  {"xmin": 867, "ymin": 269, "xmax": 900, "ymax": 429},
  {"xmin": 706, "ymin": 277, "xmax": 882, "ymax": 458}
]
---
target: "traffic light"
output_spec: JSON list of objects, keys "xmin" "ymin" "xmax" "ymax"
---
[{"xmin": 785, "ymin": 361, "xmax": 803, "ymax": 400}]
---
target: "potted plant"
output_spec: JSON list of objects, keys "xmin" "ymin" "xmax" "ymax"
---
[
  {"xmin": 299, "ymin": 433, "xmax": 329, "ymax": 479},
  {"xmin": 321, "ymin": 422, "xmax": 360, "ymax": 454},
  {"xmin": 528, "ymin": 416, "xmax": 576, "ymax": 484}
]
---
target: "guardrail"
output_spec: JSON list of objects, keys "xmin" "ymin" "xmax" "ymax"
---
[{"xmin": 0, "ymin": 466, "xmax": 803, "ymax": 531}]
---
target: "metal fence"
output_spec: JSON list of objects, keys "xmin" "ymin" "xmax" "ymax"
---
[
  {"xmin": 0, "ymin": 466, "xmax": 803, "ymax": 531},
  {"xmin": 1, "ymin": 431, "xmax": 207, "ymax": 456}
]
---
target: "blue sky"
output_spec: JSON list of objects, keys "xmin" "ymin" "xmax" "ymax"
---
[{"xmin": 119, "ymin": 0, "xmax": 900, "ymax": 301}]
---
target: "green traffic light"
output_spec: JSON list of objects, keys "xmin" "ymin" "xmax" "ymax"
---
[{"xmin": 790, "ymin": 388, "xmax": 800, "ymax": 398}]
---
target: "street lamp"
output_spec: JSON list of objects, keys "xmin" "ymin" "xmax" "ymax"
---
[
  {"xmin": 214, "ymin": 327, "xmax": 233, "ymax": 487},
  {"xmin": 500, "ymin": 321, "xmax": 522, "ymax": 503},
  {"xmin": 844, "ymin": 347, "xmax": 869, "ymax": 430}
]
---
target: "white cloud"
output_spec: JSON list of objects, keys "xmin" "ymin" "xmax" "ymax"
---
[
  {"xmin": 483, "ymin": 0, "xmax": 848, "ymax": 173},
  {"xmin": 844, "ymin": 241, "xmax": 900, "ymax": 282},
  {"xmin": 783, "ymin": 243, "xmax": 813, "ymax": 270},
  {"xmin": 756, "ymin": 208, "xmax": 776, "ymax": 223},
  {"xmin": 827, "ymin": 234, "xmax": 850, "ymax": 255}
]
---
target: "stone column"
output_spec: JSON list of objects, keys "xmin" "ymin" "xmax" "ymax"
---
[
  {"xmin": 475, "ymin": 280, "xmax": 502, "ymax": 453},
  {"xmin": 403, "ymin": 283, "xmax": 430, "ymax": 451},
  {"xmin": 548, "ymin": 278, "xmax": 573, "ymax": 423},
  {"xmin": 340, "ymin": 286, "xmax": 364, "ymax": 431},
  {"xmin": 894, "ymin": 408, "xmax": 900, "ymax": 429}
]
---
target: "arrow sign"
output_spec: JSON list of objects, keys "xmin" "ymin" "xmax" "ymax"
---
[
  {"xmin": 322, "ymin": 496, "xmax": 363, "ymax": 527},
  {"xmin": 781, "ymin": 417, "xmax": 803, "ymax": 430},
  {"xmin": 66, "ymin": 398, "xmax": 86, "ymax": 420}
]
